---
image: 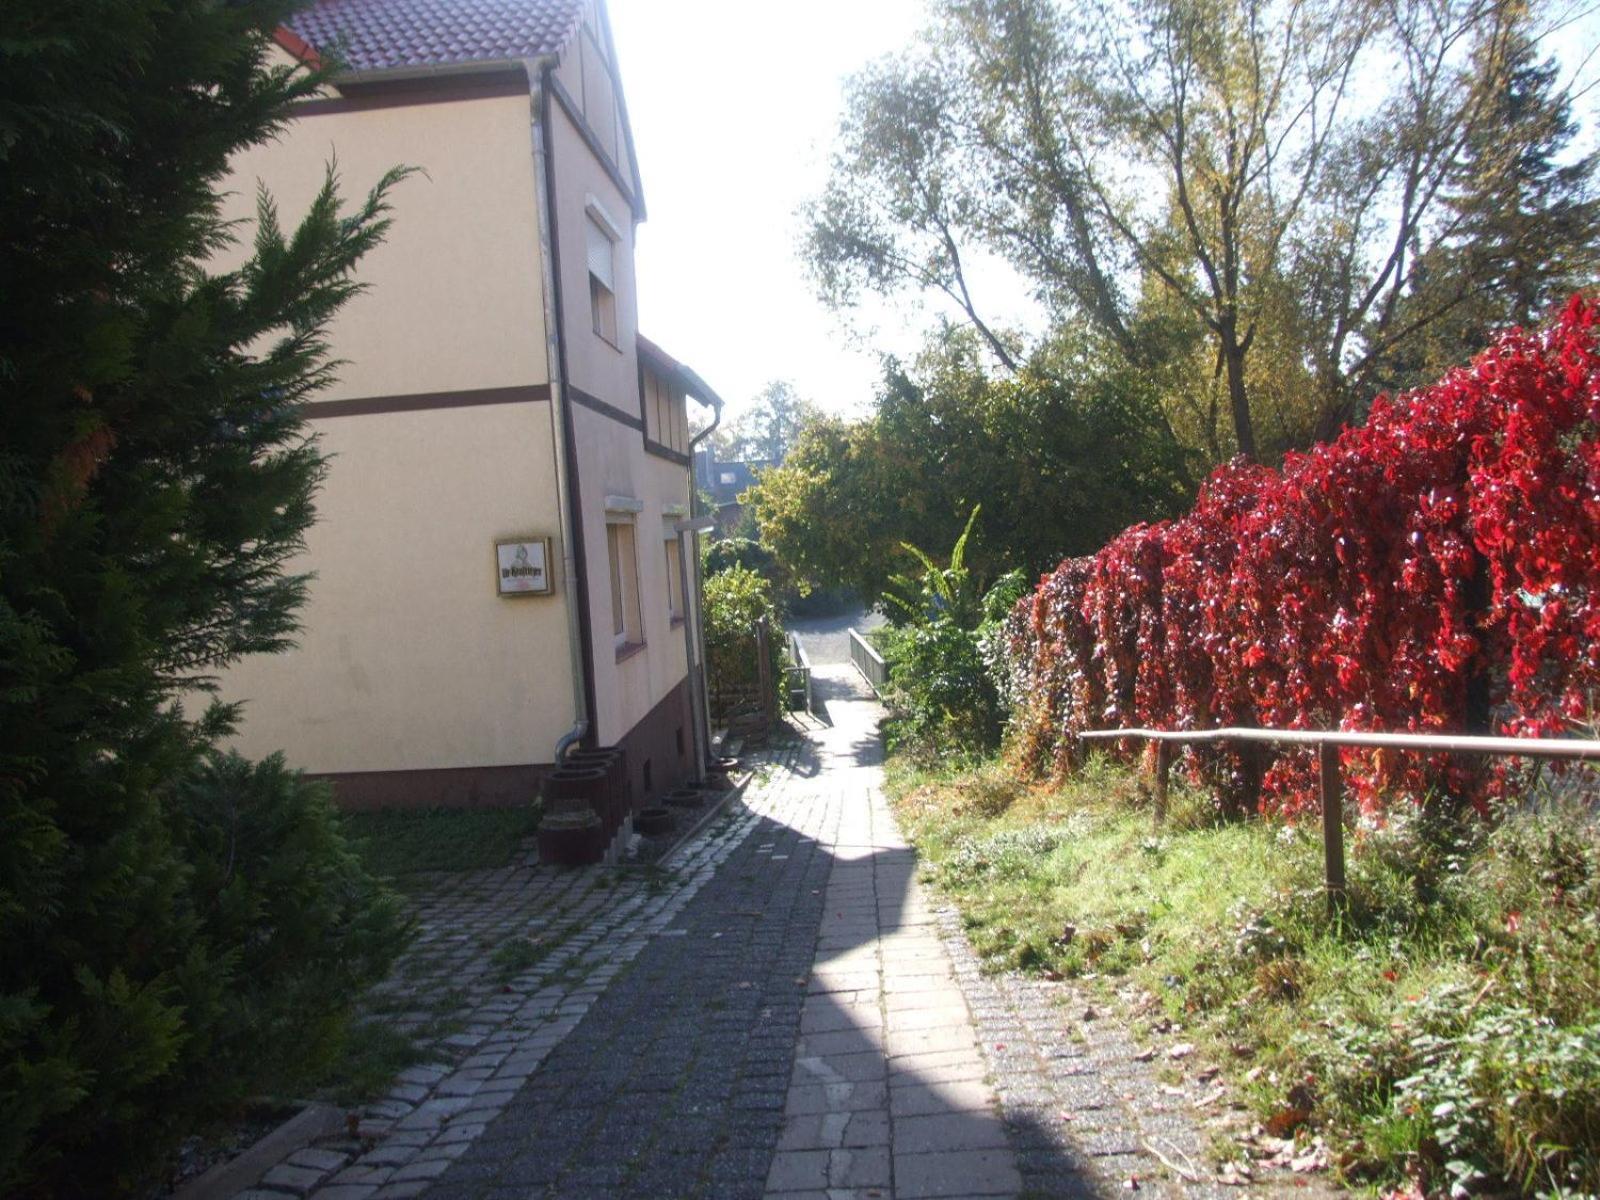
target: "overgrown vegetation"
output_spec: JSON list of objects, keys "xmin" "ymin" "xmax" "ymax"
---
[
  {"xmin": 889, "ymin": 754, "xmax": 1600, "ymax": 1197},
  {"xmin": 703, "ymin": 564, "xmax": 786, "ymax": 719},
  {"xmin": 0, "ymin": 4, "xmax": 410, "ymax": 1194},
  {"xmin": 344, "ymin": 805, "xmax": 541, "ymax": 880},
  {"xmin": 999, "ymin": 303, "xmax": 1600, "ymax": 818},
  {"xmin": 871, "ymin": 508, "xmax": 1027, "ymax": 759},
  {"xmin": 749, "ymin": 329, "xmax": 1194, "ymax": 604}
]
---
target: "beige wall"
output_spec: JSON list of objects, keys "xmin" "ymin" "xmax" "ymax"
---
[
  {"xmin": 215, "ymin": 36, "xmax": 692, "ymax": 786},
  {"xmin": 220, "ymin": 88, "xmax": 549, "ymax": 400},
  {"xmin": 221, "ymin": 402, "xmax": 576, "ymax": 772},
  {"xmin": 545, "ymin": 88, "xmax": 690, "ymax": 746},
  {"xmin": 214, "ymin": 77, "xmax": 581, "ymax": 781},
  {"xmin": 572, "ymin": 406, "xmax": 692, "ymax": 747}
]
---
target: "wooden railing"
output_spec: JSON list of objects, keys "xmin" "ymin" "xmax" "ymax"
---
[
  {"xmin": 848, "ymin": 628, "xmax": 889, "ymax": 696},
  {"xmin": 1078, "ymin": 726, "xmax": 1600, "ymax": 915}
]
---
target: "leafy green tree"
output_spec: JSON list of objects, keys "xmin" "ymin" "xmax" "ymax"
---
[
  {"xmin": 749, "ymin": 328, "xmax": 1193, "ymax": 602},
  {"xmin": 0, "ymin": 2, "xmax": 409, "ymax": 1193},
  {"xmin": 703, "ymin": 565, "xmax": 785, "ymax": 717},
  {"xmin": 808, "ymin": 0, "xmax": 1597, "ymax": 460},
  {"xmin": 711, "ymin": 380, "xmax": 820, "ymax": 464},
  {"xmin": 1376, "ymin": 15, "xmax": 1600, "ymax": 393}
]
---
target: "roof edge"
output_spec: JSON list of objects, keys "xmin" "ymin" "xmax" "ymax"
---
[
  {"xmin": 640, "ymin": 334, "xmax": 724, "ymax": 412},
  {"xmin": 272, "ymin": 26, "xmax": 325, "ymax": 71}
]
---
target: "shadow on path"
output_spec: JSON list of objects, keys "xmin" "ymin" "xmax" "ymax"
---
[{"xmin": 420, "ymin": 689, "xmax": 1110, "ymax": 1199}]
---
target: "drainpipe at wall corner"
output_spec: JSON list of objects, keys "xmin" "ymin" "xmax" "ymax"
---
[
  {"xmin": 523, "ymin": 57, "xmax": 590, "ymax": 765},
  {"xmin": 682, "ymin": 381, "xmax": 724, "ymax": 779}
]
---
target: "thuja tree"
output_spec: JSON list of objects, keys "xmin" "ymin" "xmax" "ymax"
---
[{"xmin": 0, "ymin": 3, "xmax": 409, "ymax": 1195}]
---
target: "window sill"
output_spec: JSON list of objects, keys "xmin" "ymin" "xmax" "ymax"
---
[{"xmin": 615, "ymin": 640, "xmax": 646, "ymax": 663}]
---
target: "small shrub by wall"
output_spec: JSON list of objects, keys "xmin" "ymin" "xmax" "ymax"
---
[
  {"xmin": 1002, "ymin": 298, "xmax": 1600, "ymax": 817},
  {"xmin": 704, "ymin": 565, "xmax": 785, "ymax": 720}
]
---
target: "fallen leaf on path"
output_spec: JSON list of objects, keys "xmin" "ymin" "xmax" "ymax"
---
[
  {"xmin": 1168, "ymin": 1042, "xmax": 1196, "ymax": 1059},
  {"xmin": 1195, "ymin": 1086, "xmax": 1227, "ymax": 1108},
  {"xmin": 1264, "ymin": 1107, "xmax": 1310, "ymax": 1138},
  {"xmin": 1133, "ymin": 1048, "xmax": 1156, "ymax": 1063}
]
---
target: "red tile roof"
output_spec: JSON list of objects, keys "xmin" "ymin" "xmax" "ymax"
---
[{"xmin": 286, "ymin": 0, "xmax": 586, "ymax": 73}]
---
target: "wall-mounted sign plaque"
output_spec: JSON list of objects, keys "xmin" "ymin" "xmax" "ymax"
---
[{"xmin": 496, "ymin": 537, "xmax": 553, "ymax": 596}]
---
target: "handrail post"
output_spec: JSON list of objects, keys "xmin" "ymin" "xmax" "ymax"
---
[
  {"xmin": 1318, "ymin": 741, "xmax": 1347, "ymax": 917},
  {"xmin": 1153, "ymin": 740, "xmax": 1171, "ymax": 826}
]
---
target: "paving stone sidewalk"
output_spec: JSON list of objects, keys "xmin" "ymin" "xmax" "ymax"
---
[
  {"xmin": 241, "ymin": 656, "xmax": 1335, "ymax": 1200},
  {"xmin": 234, "ymin": 775, "xmax": 786, "ymax": 1199}
]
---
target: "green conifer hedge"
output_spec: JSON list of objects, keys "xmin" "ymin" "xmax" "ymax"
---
[{"xmin": 1, "ymin": 3, "xmax": 410, "ymax": 1193}]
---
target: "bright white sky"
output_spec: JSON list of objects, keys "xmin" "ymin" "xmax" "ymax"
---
[
  {"xmin": 608, "ymin": 0, "xmax": 1020, "ymax": 426},
  {"xmin": 608, "ymin": 0, "xmax": 1600, "ymax": 429}
]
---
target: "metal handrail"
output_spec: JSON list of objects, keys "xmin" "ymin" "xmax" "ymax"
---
[
  {"xmin": 1078, "ymin": 726, "xmax": 1600, "ymax": 761},
  {"xmin": 1077, "ymin": 724, "xmax": 1600, "ymax": 915},
  {"xmin": 786, "ymin": 633, "xmax": 814, "ymax": 715},
  {"xmin": 848, "ymin": 628, "xmax": 888, "ymax": 696}
]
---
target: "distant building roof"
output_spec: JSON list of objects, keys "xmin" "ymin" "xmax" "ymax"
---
[
  {"xmin": 286, "ymin": 0, "xmax": 586, "ymax": 73},
  {"xmin": 699, "ymin": 458, "xmax": 774, "ymax": 507}
]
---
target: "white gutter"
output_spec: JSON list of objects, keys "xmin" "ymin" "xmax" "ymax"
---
[{"xmin": 330, "ymin": 57, "xmax": 536, "ymax": 86}]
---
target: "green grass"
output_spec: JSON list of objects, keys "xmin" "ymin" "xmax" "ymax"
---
[
  {"xmin": 305, "ymin": 1021, "xmax": 426, "ymax": 1107},
  {"xmin": 341, "ymin": 805, "xmax": 539, "ymax": 878},
  {"xmin": 489, "ymin": 936, "xmax": 552, "ymax": 982},
  {"xmin": 887, "ymin": 753, "xmax": 1600, "ymax": 1197}
]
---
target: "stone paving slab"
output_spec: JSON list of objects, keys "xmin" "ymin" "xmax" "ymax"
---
[
  {"xmin": 227, "ymin": 767, "xmax": 787, "ymax": 1198},
  {"xmin": 231, "ymin": 654, "xmax": 1342, "ymax": 1200}
]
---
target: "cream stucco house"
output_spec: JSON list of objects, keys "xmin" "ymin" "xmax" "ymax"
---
[{"xmin": 215, "ymin": 0, "xmax": 722, "ymax": 810}]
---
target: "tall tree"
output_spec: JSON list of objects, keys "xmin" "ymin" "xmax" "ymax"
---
[
  {"xmin": 712, "ymin": 379, "xmax": 820, "ymax": 463},
  {"xmin": 1, "ymin": 2, "xmax": 407, "ymax": 1192},
  {"xmin": 1375, "ymin": 13, "xmax": 1600, "ymax": 392},
  {"xmin": 749, "ymin": 328, "xmax": 1194, "ymax": 601},
  {"xmin": 807, "ymin": 0, "xmax": 1594, "ymax": 461}
]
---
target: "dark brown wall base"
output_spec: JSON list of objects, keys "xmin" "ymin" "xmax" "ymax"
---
[
  {"xmin": 615, "ymin": 677, "xmax": 693, "ymax": 809},
  {"xmin": 311, "ymin": 678, "xmax": 692, "ymax": 812},
  {"xmin": 313, "ymin": 763, "xmax": 550, "ymax": 812}
]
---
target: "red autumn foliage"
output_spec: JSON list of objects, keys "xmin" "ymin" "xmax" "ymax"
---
[{"xmin": 1000, "ymin": 298, "xmax": 1600, "ymax": 817}]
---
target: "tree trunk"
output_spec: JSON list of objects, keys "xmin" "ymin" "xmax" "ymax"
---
[{"xmin": 1220, "ymin": 328, "xmax": 1258, "ymax": 462}]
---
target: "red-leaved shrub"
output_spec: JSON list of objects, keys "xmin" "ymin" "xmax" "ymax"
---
[{"xmin": 1004, "ymin": 298, "xmax": 1600, "ymax": 817}]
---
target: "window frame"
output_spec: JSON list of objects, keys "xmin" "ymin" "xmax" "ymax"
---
[
  {"xmin": 664, "ymin": 533, "xmax": 684, "ymax": 625},
  {"xmin": 605, "ymin": 516, "xmax": 643, "ymax": 655},
  {"xmin": 584, "ymin": 200, "xmax": 622, "ymax": 350}
]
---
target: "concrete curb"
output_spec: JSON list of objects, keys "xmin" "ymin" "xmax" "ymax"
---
[
  {"xmin": 657, "ymin": 768, "xmax": 755, "ymax": 870},
  {"xmin": 172, "ymin": 1102, "xmax": 345, "ymax": 1200}
]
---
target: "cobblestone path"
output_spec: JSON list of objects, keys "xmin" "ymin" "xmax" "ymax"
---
[{"xmin": 243, "ymin": 657, "xmax": 1326, "ymax": 1200}]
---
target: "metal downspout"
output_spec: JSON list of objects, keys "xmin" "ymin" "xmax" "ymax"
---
[
  {"xmin": 683, "ymin": 401, "xmax": 723, "ymax": 777},
  {"xmin": 525, "ymin": 60, "xmax": 589, "ymax": 764}
]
